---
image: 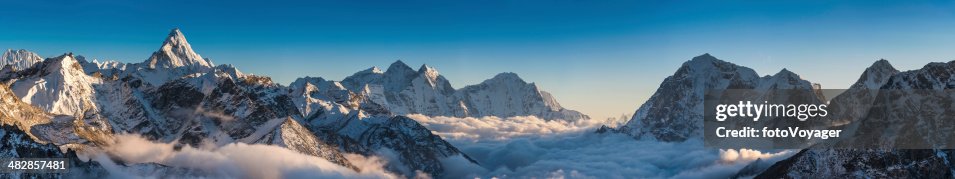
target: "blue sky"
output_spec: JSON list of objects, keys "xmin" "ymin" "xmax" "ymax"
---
[{"xmin": 3, "ymin": 0, "xmax": 955, "ymax": 120}]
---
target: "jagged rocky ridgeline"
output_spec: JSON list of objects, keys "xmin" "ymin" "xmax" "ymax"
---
[
  {"xmin": 602, "ymin": 53, "xmax": 955, "ymax": 178},
  {"xmin": 757, "ymin": 60, "xmax": 955, "ymax": 178},
  {"xmin": 293, "ymin": 61, "xmax": 589, "ymax": 122},
  {"xmin": 0, "ymin": 28, "xmax": 586, "ymax": 178},
  {"xmin": 600, "ymin": 54, "xmax": 825, "ymax": 142},
  {"xmin": 1, "ymin": 49, "xmax": 43, "ymax": 72}
]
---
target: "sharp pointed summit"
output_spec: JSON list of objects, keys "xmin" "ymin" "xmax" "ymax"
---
[
  {"xmin": 851, "ymin": 59, "xmax": 899, "ymax": 89},
  {"xmin": 418, "ymin": 64, "xmax": 440, "ymax": 79},
  {"xmin": 381, "ymin": 60, "xmax": 417, "ymax": 91},
  {"xmin": 873, "ymin": 59, "xmax": 892, "ymax": 68},
  {"xmin": 774, "ymin": 68, "xmax": 798, "ymax": 78},
  {"xmin": 680, "ymin": 53, "xmax": 747, "ymax": 75},
  {"xmin": 387, "ymin": 60, "xmax": 413, "ymax": 73},
  {"xmin": 144, "ymin": 28, "xmax": 213, "ymax": 69},
  {"xmin": 417, "ymin": 64, "xmax": 433, "ymax": 73},
  {"xmin": 691, "ymin": 53, "xmax": 717, "ymax": 62}
]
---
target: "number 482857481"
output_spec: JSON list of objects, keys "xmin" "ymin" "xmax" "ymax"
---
[{"xmin": 7, "ymin": 160, "xmax": 65, "ymax": 170}]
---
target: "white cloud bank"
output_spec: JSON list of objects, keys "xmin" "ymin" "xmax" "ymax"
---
[
  {"xmin": 408, "ymin": 115, "xmax": 795, "ymax": 179},
  {"xmin": 89, "ymin": 134, "xmax": 399, "ymax": 179},
  {"xmin": 83, "ymin": 115, "xmax": 794, "ymax": 179},
  {"xmin": 406, "ymin": 114, "xmax": 621, "ymax": 141}
]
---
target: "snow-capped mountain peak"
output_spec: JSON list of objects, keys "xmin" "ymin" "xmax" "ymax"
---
[
  {"xmin": 144, "ymin": 28, "xmax": 213, "ymax": 69},
  {"xmin": 418, "ymin": 64, "xmax": 438, "ymax": 77},
  {"xmin": 455, "ymin": 72, "xmax": 587, "ymax": 120},
  {"xmin": 7, "ymin": 53, "xmax": 101, "ymax": 116},
  {"xmin": 852, "ymin": 59, "xmax": 898, "ymax": 89},
  {"xmin": 880, "ymin": 59, "xmax": 955, "ymax": 90},
  {"xmin": 417, "ymin": 64, "xmax": 443, "ymax": 87},
  {"xmin": 43, "ymin": 53, "xmax": 81, "ymax": 73},
  {"xmin": 757, "ymin": 68, "xmax": 813, "ymax": 90},
  {"xmin": 364, "ymin": 66, "xmax": 384, "ymax": 74},
  {"xmin": 774, "ymin": 68, "xmax": 797, "ymax": 78},
  {"xmin": 335, "ymin": 60, "xmax": 588, "ymax": 120},
  {"xmin": 611, "ymin": 53, "xmax": 821, "ymax": 141},
  {"xmin": 487, "ymin": 72, "xmax": 527, "ymax": 84},
  {"xmin": 683, "ymin": 53, "xmax": 726, "ymax": 70},
  {"xmin": 380, "ymin": 60, "xmax": 418, "ymax": 91},
  {"xmin": 1, "ymin": 49, "xmax": 44, "ymax": 71},
  {"xmin": 679, "ymin": 53, "xmax": 761, "ymax": 85},
  {"xmin": 386, "ymin": 60, "xmax": 414, "ymax": 74},
  {"xmin": 0, "ymin": 29, "xmax": 573, "ymax": 178},
  {"xmin": 871, "ymin": 59, "xmax": 893, "ymax": 70}
]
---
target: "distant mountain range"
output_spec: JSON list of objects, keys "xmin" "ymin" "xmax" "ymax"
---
[
  {"xmin": 0, "ymin": 28, "xmax": 586, "ymax": 178},
  {"xmin": 5, "ymin": 28, "xmax": 955, "ymax": 178},
  {"xmin": 601, "ymin": 53, "xmax": 955, "ymax": 178}
]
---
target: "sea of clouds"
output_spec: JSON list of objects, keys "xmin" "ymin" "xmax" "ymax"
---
[
  {"xmin": 81, "ymin": 134, "xmax": 400, "ymax": 178},
  {"xmin": 76, "ymin": 113, "xmax": 793, "ymax": 179},
  {"xmin": 407, "ymin": 114, "xmax": 794, "ymax": 179}
]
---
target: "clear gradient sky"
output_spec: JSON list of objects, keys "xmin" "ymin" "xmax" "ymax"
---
[{"xmin": 3, "ymin": 0, "xmax": 955, "ymax": 120}]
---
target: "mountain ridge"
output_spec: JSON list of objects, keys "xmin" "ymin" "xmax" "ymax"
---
[
  {"xmin": 755, "ymin": 59, "xmax": 955, "ymax": 178},
  {"xmin": 604, "ymin": 53, "xmax": 823, "ymax": 141},
  {"xmin": 0, "ymin": 28, "xmax": 584, "ymax": 178},
  {"xmin": 1, "ymin": 49, "xmax": 44, "ymax": 71},
  {"xmin": 331, "ymin": 60, "xmax": 588, "ymax": 120}
]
